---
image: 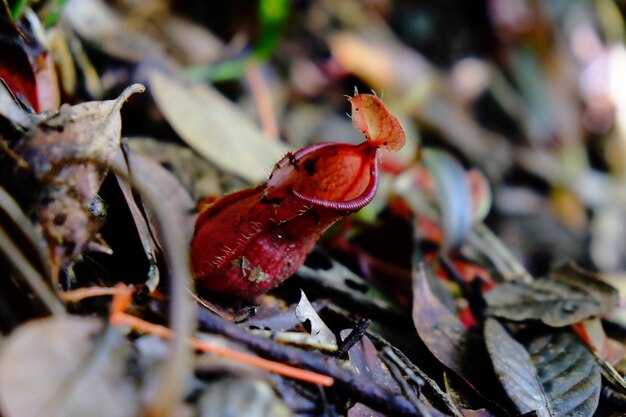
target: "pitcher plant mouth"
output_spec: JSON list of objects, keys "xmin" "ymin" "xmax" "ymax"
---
[
  {"xmin": 267, "ymin": 141, "xmax": 380, "ymax": 213},
  {"xmin": 191, "ymin": 93, "xmax": 406, "ymax": 300}
]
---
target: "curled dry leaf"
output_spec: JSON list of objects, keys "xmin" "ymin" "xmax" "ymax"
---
[
  {"xmin": 484, "ymin": 319, "xmax": 550, "ymax": 417},
  {"xmin": 14, "ymin": 85, "xmax": 144, "ymax": 273},
  {"xmin": 295, "ymin": 290, "xmax": 337, "ymax": 349},
  {"xmin": 485, "ymin": 262, "xmax": 619, "ymax": 327},
  {"xmin": 0, "ymin": 316, "xmax": 138, "ymax": 417}
]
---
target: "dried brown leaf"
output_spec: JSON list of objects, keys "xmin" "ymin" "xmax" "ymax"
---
[
  {"xmin": 484, "ymin": 319, "xmax": 550, "ymax": 417},
  {"xmin": 14, "ymin": 85, "xmax": 143, "ymax": 271},
  {"xmin": 412, "ymin": 264, "xmax": 477, "ymax": 379},
  {"xmin": 0, "ymin": 316, "xmax": 138, "ymax": 417},
  {"xmin": 62, "ymin": 0, "xmax": 163, "ymax": 62},
  {"xmin": 485, "ymin": 262, "xmax": 619, "ymax": 327},
  {"xmin": 148, "ymin": 68, "xmax": 287, "ymax": 183},
  {"xmin": 526, "ymin": 331, "xmax": 601, "ymax": 417}
]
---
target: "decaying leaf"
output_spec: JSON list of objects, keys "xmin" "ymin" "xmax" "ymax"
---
[
  {"xmin": 295, "ymin": 290, "xmax": 337, "ymax": 350},
  {"xmin": 148, "ymin": 68, "xmax": 287, "ymax": 183},
  {"xmin": 484, "ymin": 319, "xmax": 550, "ymax": 417},
  {"xmin": 13, "ymin": 85, "xmax": 144, "ymax": 273},
  {"xmin": 296, "ymin": 251, "xmax": 402, "ymax": 316},
  {"xmin": 0, "ymin": 316, "xmax": 138, "ymax": 417},
  {"xmin": 464, "ymin": 223, "xmax": 534, "ymax": 283},
  {"xmin": 526, "ymin": 331, "xmax": 601, "ymax": 417},
  {"xmin": 485, "ymin": 262, "xmax": 619, "ymax": 327}
]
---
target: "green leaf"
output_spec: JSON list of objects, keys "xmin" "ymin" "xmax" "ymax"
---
[
  {"xmin": 42, "ymin": 0, "xmax": 68, "ymax": 27},
  {"xmin": 8, "ymin": 0, "xmax": 26, "ymax": 20},
  {"xmin": 255, "ymin": 0, "xmax": 289, "ymax": 60}
]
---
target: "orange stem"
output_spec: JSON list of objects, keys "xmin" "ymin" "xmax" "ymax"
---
[
  {"xmin": 245, "ymin": 59, "xmax": 279, "ymax": 140},
  {"xmin": 188, "ymin": 337, "xmax": 334, "ymax": 386},
  {"xmin": 110, "ymin": 283, "xmax": 134, "ymax": 325},
  {"xmin": 109, "ymin": 286, "xmax": 333, "ymax": 387}
]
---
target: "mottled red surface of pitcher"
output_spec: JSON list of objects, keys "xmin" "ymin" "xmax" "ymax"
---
[{"xmin": 191, "ymin": 94, "xmax": 406, "ymax": 300}]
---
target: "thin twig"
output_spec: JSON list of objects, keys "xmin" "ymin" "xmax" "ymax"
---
[
  {"xmin": 380, "ymin": 345, "xmax": 463, "ymax": 417},
  {"xmin": 61, "ymin": 286, "xmax": 118, "ymax": 302},
  {"xmin": 112, "ymin": 311, "xmax": 334, "ymax": 386},
  {"xmin": 108, "ymin": 284, "xmax": 332, "ymax": 385},
  {"xmin": 198, "ymin": 308, "xmax": 423, "ymax": 417},
  {"xmin": 384, "ymin": 354, "xmax": 439, "ymax": 417},
  {"xmin": 335, "ymin": 318, "xmax": 372, "ymax": 358}
]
